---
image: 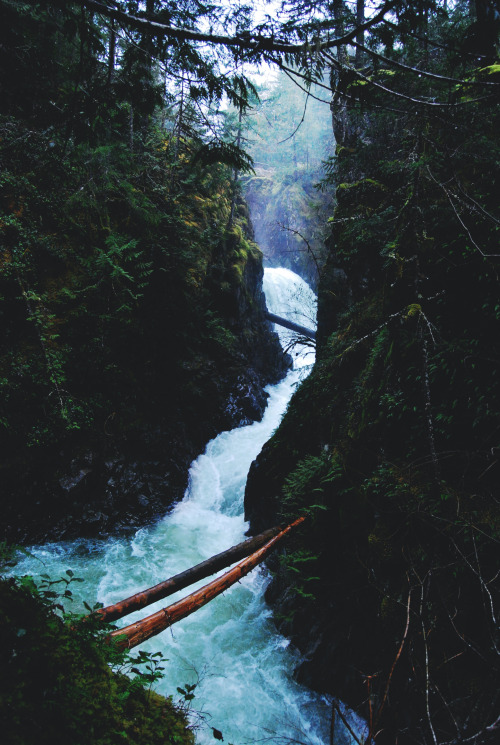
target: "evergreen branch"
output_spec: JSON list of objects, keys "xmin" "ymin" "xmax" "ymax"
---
[
  {"xmin": 382, "ymin": 19, "xmax": 493, "ymax": 62},
  {"xmin": 350, "ymin": 41, "xmax": 500, "ymax": 88},
  {"xmin": 324, "ymin": 52, "xmax": 500, "ymax": 109},
  {"xmin": 82, "ymin": 0, "xmax": 396, "ymax": 56}
]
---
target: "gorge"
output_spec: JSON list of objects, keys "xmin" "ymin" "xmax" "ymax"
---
[
  {"xmin": 1, "ymin": 2, "xmax": 500, "ymax": 744},
  {"xmin": 8, "ymin": 269, "xmax": 352, "ymax": 745}
]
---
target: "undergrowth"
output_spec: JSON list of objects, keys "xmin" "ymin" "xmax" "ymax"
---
[{"xmin": 0, "ymin": 558, "xmax": 194, "ymax": 745}]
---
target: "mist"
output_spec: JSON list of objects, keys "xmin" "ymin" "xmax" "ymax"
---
[{"xmin": 242, "ymin": 72, "xmax": 335, "ymax": 289}]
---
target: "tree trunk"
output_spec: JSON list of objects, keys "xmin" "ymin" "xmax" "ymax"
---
[
  {"xmin": 265, "ymin": 312, "xmax": 316, "ymax": 341},
  {"xmin": 228, "ymin": 106, "xmax": 243, "ymax": 228},
  {"xmin": 474, "ymin": 0, "xmax": 500, "ymax": 59},
  {"xmin": 356, "ymin": 0, "xmax": 365, "ymax": 67},
  {"xmin": 331, "ymin": 1, "xmax": 350, "ymax": 145},
  {"xmin": 107, "ymin": 19, "xmax": 116, "ymax": 87},
  {"xmin": 129, "ymin": 103, "xmax": 134, "ymax": 152},
  {"xmin": 109, "ymin": 517, "xmax": 306, "ymax": 650},
  {"xmin": 95, "ymin": 524, "xmax": 283, "ymax": 623}
]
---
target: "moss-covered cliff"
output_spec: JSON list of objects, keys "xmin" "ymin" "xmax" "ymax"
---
[
  {"xmin": 244, "ymin": 16, "xmax": 500, "ymax": 742},
  {"xmin": 0, "ymin": 0, "xmax": 293, "ymax": 545},
  {"xmin": 0, "ymin": 125, "xmax": 287, "ymax": 542}
]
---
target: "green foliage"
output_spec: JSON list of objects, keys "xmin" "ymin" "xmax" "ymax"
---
[
  {"xmin": 194, "ymin": 141, "xmax": 254, "ymax": 172},
  {"xmin": 176, "ymin": 683, "xmax": 197, "ymax": 704},
  {"xmin": 0, "ymin": 574, "xmax": 194, "ymax": 745},
  {"xmin": 244, "ymin": 3, "xmax": 500, "ymax": 741},
  {"xmin": 0, "ymin": 0, "xmax": 272, "ymax": 490},
  {"xmin": 282, "ymin": 453, "xmax": 331, "ymax": 519}
]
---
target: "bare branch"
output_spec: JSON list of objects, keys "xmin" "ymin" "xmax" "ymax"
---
[
  {"xmin": 441, "ymin": 714, "xmax": 500, "ymax": 745},
  {"xmin": 277, "ymin": 94, "xmax": 310, "ymax": 144},
  {"xmin": 426, "ymin": 168, "xmax": 500, "ymax": 258},
  {"xmin": 419, "ymin": 580, "xmax": 438, "ymax": 745},
  {"xmin": 275, "ymin": 222, "xmax": 322, "ymax": 276},
  {"xmin": 350, "ymin": 40, "xmax": 500, "ymax": 88},
  {"xmin": 331, "ymin": 700, "xmax": 364, "ymax": 745},
  {"xmin": 324, "ymin": 52, "xmax": 499, "ymax": 109},
  {"xmin": 377, "ymin": 589, "xmax": 412, "ymax": 721}
]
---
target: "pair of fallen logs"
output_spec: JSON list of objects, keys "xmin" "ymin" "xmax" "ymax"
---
[
  {"xmin": 107, "ymin": 516, "xmax": 305, "ymax": 650},
  {"xmin": 96, "ymin": 524, "xmax": 283, "ymax": 624}
]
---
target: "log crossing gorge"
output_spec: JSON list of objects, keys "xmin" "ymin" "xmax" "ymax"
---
[
  {"xmin": 102, "ymin": 517, "xmax": 306, "ymax": 650},
  {"xmin": 264, "ymin": 311, "xmax": 316, "ymax": 341}
]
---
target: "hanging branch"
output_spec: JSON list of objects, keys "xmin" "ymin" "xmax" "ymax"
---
[
  {"xmin": 262, "ymin": 52, "xmax": 343, "ymax": 105},
  {"xmin": 263, "ymin": 59, "xmax": 333, "ymax": 105},
  {"xmin": 350, "ymin": 41, "xmax": 500, "ymax": 88},
  {"xmin": 82, "ymin": 0, "xmax": 396, "ymax": 56},
  {"xmin": 277, "ymin": 93, "xmax": 310, "ymax": 144}
]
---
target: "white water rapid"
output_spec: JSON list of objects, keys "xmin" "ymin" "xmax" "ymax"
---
[{"xmin": 11, "ymin": 268, "xmax": 355, "ymax": 745}]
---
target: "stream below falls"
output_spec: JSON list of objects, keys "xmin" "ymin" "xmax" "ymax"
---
[{"xmin": 11, "ymin": 268, "xmax": 360, "ymax": 745}]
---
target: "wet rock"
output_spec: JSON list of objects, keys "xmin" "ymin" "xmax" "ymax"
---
[
  {"xmin": 59, "ymin": 468, "xmax": 92, "ymax": 493},
  {"xmin": 224, "ymin": 374, "xmax": 269, "ymax": 426}
]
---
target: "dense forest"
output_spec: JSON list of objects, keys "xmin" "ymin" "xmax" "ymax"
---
[
  {"xmin": 0, "ymin": 0, "xmax": 292, "ymax": 545},
  {"xmin": 243, "ymin": 72, "xmax": 333, "ymax": 287},
  {"xmin": 1, "ymin": 1, "xmax": 500, "ymax": 744}
]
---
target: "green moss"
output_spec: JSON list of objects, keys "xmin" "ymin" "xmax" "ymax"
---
[{"xmin": 0, "ymin": 578, "xmax": 194, "ymax": 745}]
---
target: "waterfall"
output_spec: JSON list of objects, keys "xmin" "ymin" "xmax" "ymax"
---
[
  {"xmin": 10, "ymin": 268, "xmax": 359, "ymax": 745},
  {"xmin": 263, "ymin": 267, "xmax": 316, "ymax": 369}
]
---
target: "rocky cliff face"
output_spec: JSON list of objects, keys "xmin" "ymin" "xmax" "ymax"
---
[
  {"xmin": 244, "ymin": 272, "xmax": 500, "ymax": 741},
  {"xmin": 244, "ymin": 204, "xmax": 500, "ymax": 742},
  {"xmin": 3, "ymin": 206, "xmax": 289, "ymax": 545}
]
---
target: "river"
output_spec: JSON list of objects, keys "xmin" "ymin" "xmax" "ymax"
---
[{"xmin": 11, "ymin": 268, "xmax": 357, "ymax": 745}]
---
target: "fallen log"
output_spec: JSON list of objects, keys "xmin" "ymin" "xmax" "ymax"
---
[
  {"xmin": 109, "ymin": 516, "xmax": 305, "ymax": 650},
  {"xmin": 95, "ymin": 525, "xmax": 283, "ymax": 623},
  {"xmin": 265, "ymin": 311, "xmax": 316, "ymax": 341}
]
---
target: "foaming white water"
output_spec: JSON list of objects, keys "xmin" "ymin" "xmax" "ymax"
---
[
  {"xmin": 11, "ymin": 268, "xmax": 343, "ymax": 745},
  {"xmin": 263, "ymin": 267, "xmax": 317, "ymax": 369}
]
